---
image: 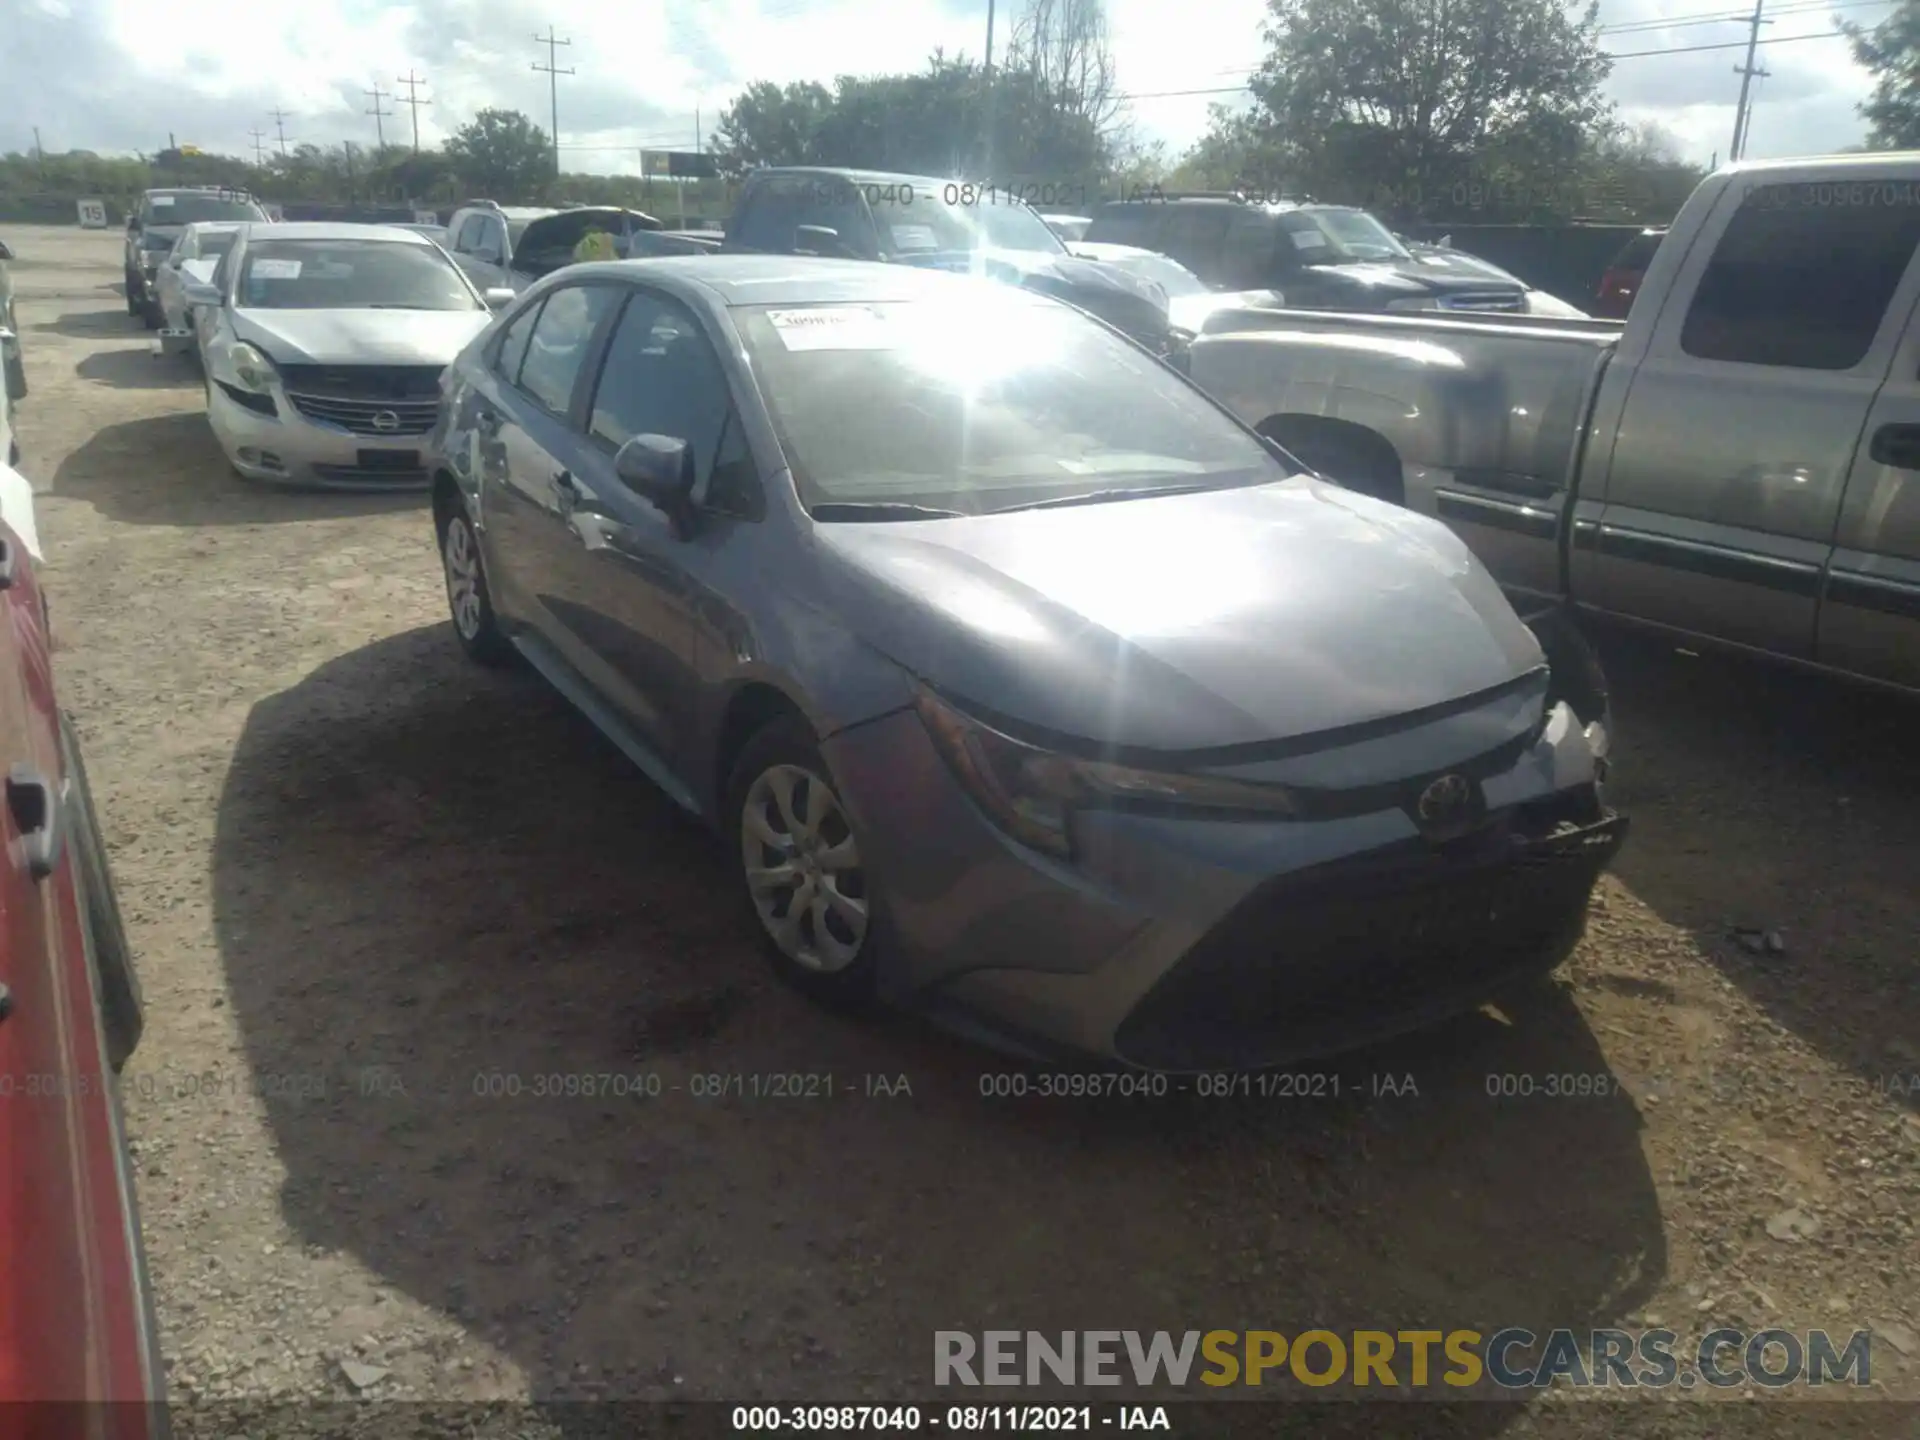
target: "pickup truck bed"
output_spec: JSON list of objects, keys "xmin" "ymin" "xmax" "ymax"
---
[{"xmin": 1188, "ymin": 153, "xmax": 1920, "ymax": 695}]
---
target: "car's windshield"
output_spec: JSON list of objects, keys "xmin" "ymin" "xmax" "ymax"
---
[
  {"xmin": 143, "ymin": 193, "xmax": 264, "ymax": 226},
  {"xmin": 508, "ymin": 220, "xmax": 535, "ymax": 248},
  {"xmin": 737, "ymin": 289, "xmax": 1287, "ymax": 517},
  {"xmin": 1103, "ymin": 251, "xmax": 1208, "ymax": 297},
  {"xmin": 869, "ymin": 189, "xmax": 1066, "ymax": 257},
  {"xmin": 236, "ymin": 238, "xmax": 480, "ymax": 311},
  {"xmin": 199, "ymin": 232, "xmax": 239, "ymax": 262},
  {"xmin": 1282, "ymin": 208, "xmax": 1411, "ymax": 263}
]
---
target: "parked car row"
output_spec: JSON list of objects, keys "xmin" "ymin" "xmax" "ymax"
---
[{"xmin": 124, "ymin": 186, "xmax": 272, "ymax": 328}]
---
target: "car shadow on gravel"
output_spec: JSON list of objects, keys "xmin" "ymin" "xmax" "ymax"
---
[
  {"xmin": 209, "ymin": 624, "xmax": 1667, "ymax": 1416},
  {"xmin": 33, "ymin": 309, "xmax": 145, "ymax": 339},
  {"xmin": 1597, "ymin": 627, "xmax": 1919, "ymax": 1107},
  {"xmin": 75, "ymin": 347, "xmax": 199, "ymax": 390},
  {"xmin": 51, "ymin": 413, "xmax": 425, "ymax": 526}
]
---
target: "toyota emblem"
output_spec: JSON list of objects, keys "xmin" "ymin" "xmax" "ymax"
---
[
  {"xmin": 371, "ymin": 409, "xmax": 400, "ymax": 432},
  {"xmin": 1416, "ymin": 773, "xmax": 1475, "ymax": 827}
]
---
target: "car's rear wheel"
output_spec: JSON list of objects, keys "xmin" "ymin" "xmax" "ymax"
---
[
  {"xmin": 727, "ymin": 715, "xmax": 877, "ymax": 1009},
  {"xmin": 124, "ymin": 271, "xmax": 140, "ymax": 316},
  {"xmin": 437, "ymin": 499, "xmax": 513, "ymax": 666}
]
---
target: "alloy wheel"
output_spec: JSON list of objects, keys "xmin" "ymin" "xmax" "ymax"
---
[
  {"xmin": 442, "ymin": 514, "xmax": 484, "ymax": 641},
  {"xmin": 741, "ymin": 764, "xmax": 868, "ymax": 972}
]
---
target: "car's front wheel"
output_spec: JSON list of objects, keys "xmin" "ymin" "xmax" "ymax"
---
[
  {"xmin": 727, "ymin": 715, "xmax": 877, "ymax": 1009},
  {"xmin": 124, "ymin": 270, "xmax": 140, "ymax": 316},
  {"xmin": 437, "ymin": 499, "xmax": 513, "ymax": 666}
]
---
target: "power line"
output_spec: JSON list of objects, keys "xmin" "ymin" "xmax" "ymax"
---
[
  {"xmin": 1606, "ymin": 27, "xmax": 1842, "ymax": 55},
  {"xmin": 268, "ymin": 107, "xmax": 292, "ymax": 156},
  {"xmin": 1600, "ymin": 0, "xmax": 1885, "ymax": 33},
  {"xmin": 364, "ymin": 83, "xmax": 393, "ymax": 150},
  {"xmin": 397, "ymin": 70, "xmax": 432, "ymax": 153},
  {"xmin": 532, "ymin": 26, "xmax": 575, "ymax": 177}
]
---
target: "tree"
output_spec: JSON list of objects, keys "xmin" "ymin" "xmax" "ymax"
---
[
  {"xmin": 444, "ymin": 109, "xmax": 552, "ymax": 199},
  {"xmin": 1844, "ymin": 0, "xmax": 1920, "ymax": 148},
  {"xmin": 1004, "ymin": 0, "xmax": 1122, "ymax": 141},
  {"xmin": 1240, "ymin": 0, "xmax": 1615, "ymax": 218}
]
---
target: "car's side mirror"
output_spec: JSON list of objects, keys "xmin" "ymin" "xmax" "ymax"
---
[
  {"xmin": 483, "ymin": 287, "xmax": 516, "ymax": 309},
  {"xmin": 0, "ymin": 239, "xmax": 13, "ymax": 262},
  {"xmin": 614, "ymin": 433, "xmax": 697, "ymax": 533},
  {"xmin": 127, "ymin": 215, "xmax": 141, "ymax": 233},
  {"xmin": 795, "ymin": 224, "xmax": 850, "ymax": 259},
  {"xmin": 180, "ymin": 278, "xmax": 222, "ymax": 308}
]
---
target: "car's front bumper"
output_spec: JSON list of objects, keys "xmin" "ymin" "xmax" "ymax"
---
[
  {"xmin": 823, "ymin": 697, "xmax": 1624, "ymax": 1071},
  {"xmin": 205, "ymin": 381, "xmax": 435, "ymax": 491}
]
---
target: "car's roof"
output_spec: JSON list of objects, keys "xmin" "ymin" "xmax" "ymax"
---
[
  {"xmin": 184, "ymin": 220, "xmax": 247, "ymax": 233},
  {"xmin": 236, "ymin": 221, "xmax": 434, "ymax": 243},
  {"xmin": 561, "ymin": 253, "xmax": 1029, "ymax": 308},
  {"xmin": 747, "ymin": 165, "xmax": 950, "ymax": 188}
]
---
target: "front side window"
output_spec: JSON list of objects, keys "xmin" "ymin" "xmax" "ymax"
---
[
  {"xmin": 236, "ymin": 239, "xmax": 481, "ymax": 312},
  {"xmin": 1681, "ymin": 189, "xmax": 1920, "ymax": 370},
  {"xmin": 516, "ymin": 285, "xmax": 618, "ymax": 415},
  {"xmin": 736, "ymin": 287, "xmax": 1287, "ymax": 516}
]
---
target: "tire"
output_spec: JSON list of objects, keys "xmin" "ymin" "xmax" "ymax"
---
[
  {"xmin": 436, "ymin": 498, "xmax": 514, "ymax": 666},
  {"xmin": 141, "ymin": 300, "xmax": 161, "ymax": 331},
  {"xmin": 60, "ymin": 711, "xmax": 143, "ymax": 1071},
  {"xmin": 725, "ymin": 714, "xmax": 878, "ymax": 1010},
  {"xmin": 124, "ymin": 271, "xmax": 140, "ymax": 316}
]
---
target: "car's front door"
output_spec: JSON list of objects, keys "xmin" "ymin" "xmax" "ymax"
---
[
  {"xmin": 554, "ymin": 286, "xmax": 744, "ymax": 762},
  {"xmin": 483, "ymin": 282, "xmax": 622, "ymax": 670}
]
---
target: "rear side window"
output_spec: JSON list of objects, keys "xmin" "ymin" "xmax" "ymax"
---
[
  {"xmin": 515, "ymin": 285, "xmax": 618, "ymax": 416},
  {"xmin": 731, "ymin": 179, "xmax": 808, "ymax": 252},
  {"xmin": 1680, "ymin": 192, "xmax": 1920, "ymax": 370},
  {"xmin": 494, "ymin": 297, "xmax": 545, "ymax": 383},
  {"xmin": 1612, "ymin": 231, "xmax": 1662, "ymax": 271},
  {"xmin": 1159, "ymin": 207, "xmax": 1234, "ymax": 282}
]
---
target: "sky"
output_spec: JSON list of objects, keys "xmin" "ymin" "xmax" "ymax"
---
[{"xmin": 0, "ymin": 0, "xmax": 1889, "ymax": 174}]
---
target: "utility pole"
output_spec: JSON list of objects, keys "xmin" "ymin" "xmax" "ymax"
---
[
  {"xmin": 269, "ymin": 108, "xmax": 292, "ymax": 156},
  {"xmin": 1729, "ymin": 0, "xmax": 1770, "ymax": 163},
  {"xmin": 982, "ymin": 0, "xmax": 998, "ymax": 175},
  {"xmin": 532, "ymin": 27, "xmax": 574, "ymax": 179},
  {"xmin": 32, "ymin": 126, "xmax": 46, "ymax": 180},
  {"xmin": 396, "ymin": 70, "xmax": 432, "ymax": 153},
  {"xmin": 365, "ymin": 83, "xmax": 393, "ymax": 151},
  {"xmin": 249, "ymin": 127, "xmax": 268, "ymax": 166},
  {"xmin": 344, "ymin": 140, "xmax": 357, "ymax": 202}
]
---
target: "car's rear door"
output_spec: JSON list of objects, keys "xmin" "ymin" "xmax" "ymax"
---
[
  {"xmin": 483, "ymin": 282, "xmax": 623, "ymax": 673},
  {"xmin": 1581, "ymin": 165, "xmax": 1920, "ymax": 658}
]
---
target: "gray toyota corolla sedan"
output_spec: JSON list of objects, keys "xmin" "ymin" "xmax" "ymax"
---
[{"xmin": 429, "ymin": 255, "xmax": 1626, "ymax": 1071}]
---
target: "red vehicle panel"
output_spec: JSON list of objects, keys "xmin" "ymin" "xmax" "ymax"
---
[{"xmin": 0, "ymin": 512, "xmax": 164, "ymax": 1436}]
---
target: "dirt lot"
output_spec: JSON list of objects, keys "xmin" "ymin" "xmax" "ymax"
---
[{"xmin": 7, "ymin": 223, "xmax": 1918, "ymax": 1431}]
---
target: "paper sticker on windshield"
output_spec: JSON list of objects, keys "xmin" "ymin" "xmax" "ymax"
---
[
  {"xmin": 150, "ymin": 194, "xmax": 175, "ymax": 207},
  {"xmin": 1288, "ymin": 230, "xmax": 1328, "ymax": 250},
  {"xmin": 765, "ymin": 307, "xmax": 899, "ymax": 351},
  {"xmin": 250, "ymin": 258, "xmax": 303, "ymax": 279},
  {"xmin": 889, "ymin": 224, "xmax": 938, "ymax": 252}
]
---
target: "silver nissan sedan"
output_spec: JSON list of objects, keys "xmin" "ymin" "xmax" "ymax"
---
[{"xmin": 430, "ymin": 255, "xmax": 1626, "ymax": 1071}]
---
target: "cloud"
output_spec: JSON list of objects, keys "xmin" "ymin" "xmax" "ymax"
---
[{"xmin": 0, "ymin": 0, "xmax": 1878, "ymax": 169}]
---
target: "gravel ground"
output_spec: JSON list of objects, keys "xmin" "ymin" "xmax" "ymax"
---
[{"xmin": 7, "ymin": 224, "xmax": 1917, "ymax": 1430}]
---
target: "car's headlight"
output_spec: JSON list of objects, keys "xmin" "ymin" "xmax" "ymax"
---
[
  {"xmin": 1582, "ymin": 718, "xmax": 1611, "ymax": 795},
  {"xmin": 914, "ymin": 684, "xmax": 1302, "ymax": 860},
  {"xmin": 1384, "ymin": 296, "xmax": 1440, "ymax": 312},
  {"xmin": 226, "ymin": 341, "xmax": 276, "ymax": 392}
]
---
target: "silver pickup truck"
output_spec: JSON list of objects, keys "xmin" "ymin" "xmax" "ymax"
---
[{"xmin": 1188, "ymin": 152, "xmax": 1920, "ymax": 694}]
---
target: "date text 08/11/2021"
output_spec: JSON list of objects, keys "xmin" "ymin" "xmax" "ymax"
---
[{"xmin": 729, "ymin": 1404, "xmax": 1172, "ymax": 1432}]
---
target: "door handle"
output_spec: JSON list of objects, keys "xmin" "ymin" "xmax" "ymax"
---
[
  {"xmin": 6, "ymin": 765, "xmax": 62, "ymax": 881},
  {"xmin": 1869, "ymin": 423, "xmax": 1920, "ymax": 470}
]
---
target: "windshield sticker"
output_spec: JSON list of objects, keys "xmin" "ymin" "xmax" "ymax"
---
[
  {"xmin": 1289, "ymin": 230, "xmax": 1328, "ymax": 251},
  {"xmin": 250, "ymin": 258, "xmax": 303, "ymax": 280},
  {"xmin": 765, "ymin": 306, "xmax": 900, "ymax": 351},
  {"xmin": 150, "ymin": 194, "xmax": 175, "ymax": 207},
  {"xmin": 889, "ymin": 224, "xmax": 938, "ymax": 252}
]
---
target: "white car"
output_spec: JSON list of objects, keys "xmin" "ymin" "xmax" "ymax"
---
[{"xmin": 155, "ymin": 221, "xmax": 247, "ymax": 349}]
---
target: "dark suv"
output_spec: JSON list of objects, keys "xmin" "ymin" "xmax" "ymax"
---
[
  {"xmin": 125, "ymin": 187, "xmax": 268, "ymax": 328},
  {"xmin": 722, "ymin": 167, "xmax": 1173, "ymax": 353},
  {"xmin": 1085, "ymin": 195, "xmax": 1529, "ymax": 313}
]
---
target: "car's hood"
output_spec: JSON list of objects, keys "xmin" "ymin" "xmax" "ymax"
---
[
  {"xmin": 813, "ymin": 477, "xmax": 1544, "ymax": 751},
  {"xmin": 893, "ymin": 246, "xmax": 1171, "ymax": 342},
  {"xmin": 1169, "ymin": 288, "xmax": 1285, "ymax": 333},
  {"xmin": 233, "ymin": 307, "xmax": 493, "ymax": 366},
  {"xmin": 1304, "ymin": 260, "xmax": 1527, "ymax": 302}
]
